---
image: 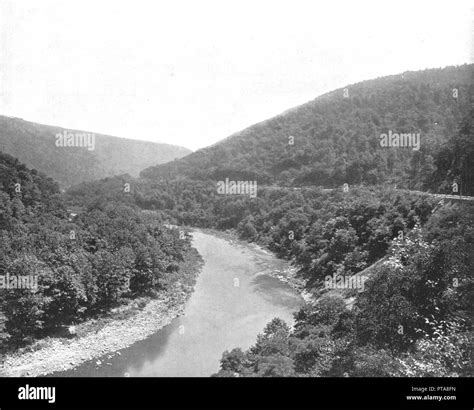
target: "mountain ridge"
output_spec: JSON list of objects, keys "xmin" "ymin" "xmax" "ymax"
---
[
  {"xmin": 141, "ymin": 64, "xmax": 473, "ymax": 191},
  {"xmin": 0, "ymin": 115, "xmax": 191, "ymax": 188}
]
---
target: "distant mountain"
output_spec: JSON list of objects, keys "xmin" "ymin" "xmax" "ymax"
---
[
  {"xmin": 141, "ymin": 64, "xmax": 473, "ymax": 191},
  {"xmin": 0, "ymin": 116, "xmax": 191, "ymax": 187}
]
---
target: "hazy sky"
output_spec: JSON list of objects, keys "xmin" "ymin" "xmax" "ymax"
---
[{"xmin": 0, "ymin": 0, "xmax": 472, "ymax": 150}]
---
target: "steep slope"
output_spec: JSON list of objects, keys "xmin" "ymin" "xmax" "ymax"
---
[
  {"xmin": 141, "ymin": 64, "xmax": 473, "ymax": 190},
  {"xmin": 0, "ymin": 116, "xmax": 191, "ymax": 187}
]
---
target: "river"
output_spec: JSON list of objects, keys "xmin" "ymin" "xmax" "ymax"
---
[{"xmin": 53, "ymin": 230, "xmax": 304, "ymax": 377}]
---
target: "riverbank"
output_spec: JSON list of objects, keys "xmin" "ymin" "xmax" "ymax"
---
[{"xmin": 0, "ymin": 248, "xmax": 203, "ymax": 377}]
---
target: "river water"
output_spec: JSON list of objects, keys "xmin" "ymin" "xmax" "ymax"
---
[{"xmin": 53, "ymin": 230, "xmax": 303, "ymax": 377}]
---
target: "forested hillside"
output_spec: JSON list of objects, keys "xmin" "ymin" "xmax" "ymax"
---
[
  {"xmin": 0, "ymin": 116, "xmax": 191, "ymax": 188},
  {"xmin": 64, "ymin": 178, "xmax": 440, "ymax": 286},
  {"xmin": 0, "ymin": 152, "xmax": 197, "ymax": 347},
  {"xmin": 66, "ymin": 172, "xmax": 474, "ymax": 377},
  {"xmin": 213, "ymin": 201, "xmax": 473, "ymax": 377},
  {"xmin": 142, "ymin": 65, "xmax": 473, "ymax": 194},
  {"xmin": 64, "ymin": 64, "xmax": 474, "ymax": 378},
  {"xmin": 66, "ymin": 65, "xmax": 474, "ymax": 298}
]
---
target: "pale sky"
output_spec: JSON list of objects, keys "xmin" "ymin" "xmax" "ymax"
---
[{"xmin": 0, "ymin": 0, "xmax": 472, "ymax": 150}]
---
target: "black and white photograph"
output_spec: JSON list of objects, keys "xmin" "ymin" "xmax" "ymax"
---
[{"xmin": 0, "ymin": 0, "xmax": 472, "ymax": 408}]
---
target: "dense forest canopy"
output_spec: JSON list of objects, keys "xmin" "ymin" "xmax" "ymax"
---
[
  {"xmin": 212, "ymin": 202, "xmax": 473, "ymax": 377},
  {"xmin": 0, "ymin": 152, "xmax": 196, "ymax": 346}
]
